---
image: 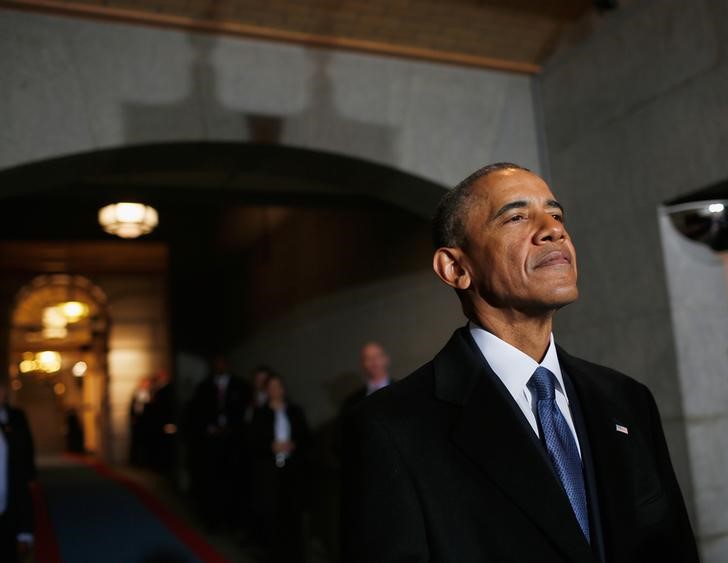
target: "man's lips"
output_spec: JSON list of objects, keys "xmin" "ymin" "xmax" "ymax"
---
[{"xmin": 534, "ymin": 250, "xmax": 572, "ymax": 268}]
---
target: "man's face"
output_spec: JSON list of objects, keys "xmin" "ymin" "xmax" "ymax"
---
[
  {"xmin": 459, "ymin": 168, "xmax": 578, "ymax": 313},
  {"xmin": 213, "ymin": 356, "xmax": 229, "ymax": 375},
  {"xmin": 254, "ymin": 371, "xmax": 269, "ymax": 391},
  {"xmin": 360, "ymin": 343, "xmax": 389, "ymax": 383},
  {"xmin": 267, "ymin": 378, "xmax": 285, "ymax": 402}
]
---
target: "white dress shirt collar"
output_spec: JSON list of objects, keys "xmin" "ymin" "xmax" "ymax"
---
[
  {"xmin": 468, "ymin": 320, "xmax": 582, "ymax": 457},
  {"xmin": 468, "ymin": 321, "xmax": 569, "ymax": 405},
  {"xmin": 214, "ymin": 373, "xmax": 231, "ymax": 389},
  {"xmin": 366, "ymin": 377, "xmax": 390, "ymax": 396}
]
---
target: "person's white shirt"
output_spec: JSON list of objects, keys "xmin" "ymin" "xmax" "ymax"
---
[
  {"xmin": 273, "ymin": 405, "xmax": 292, "ymax": 467},
  {"xmin": 214, "ymin": 373, "xmax": 231, "ymax": 427},
  {"xmin": 366, "ymin": 378, "xmax": 390, "ymax": 396},
  {"xmin": 469, "ymin": 322, "xmax": 582, "ymax": 457},
  {"xmin": 214, "ymin": 373, "xmax": 231, "ymax": 394}
]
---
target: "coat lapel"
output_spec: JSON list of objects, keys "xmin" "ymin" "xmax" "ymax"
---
[
  {"xmin": 435, "ymin": 328, "xmax": 596, "ymax": 563},
  {"xmin": 556, "ymin": 349, "xmax": 636, "ymax": 561},
  {"xmin": 560, "ymin": 362, "xmax": 607, "ymax": 563}
]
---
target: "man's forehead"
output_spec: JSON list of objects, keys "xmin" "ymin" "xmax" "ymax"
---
[
  {"xmin": 362, "ymin": 343, "xmax": 385, "ymax": 354},
  {"xmin": 471, "ymin": 169, "xmax": 556, "ymax": 202}
]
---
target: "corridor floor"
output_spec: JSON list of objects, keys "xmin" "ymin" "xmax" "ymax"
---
[{"xmin": 34, "ymin": 456, "xmax": 255, "ymax": 563}]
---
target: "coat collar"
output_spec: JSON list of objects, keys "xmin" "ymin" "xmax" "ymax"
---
[{"xmin": 434, "ymin": 327, "xmax": 598, "ymax": 563}]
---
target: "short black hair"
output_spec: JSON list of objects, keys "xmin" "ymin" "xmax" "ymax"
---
[{"xmin": 432, "ymin": 162, "xmax": 530, "ymax": 248}]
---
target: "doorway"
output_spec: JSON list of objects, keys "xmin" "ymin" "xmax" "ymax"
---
[{"xmin": 8, "ymin": 274, "xmax": 109, "ymax": 458}]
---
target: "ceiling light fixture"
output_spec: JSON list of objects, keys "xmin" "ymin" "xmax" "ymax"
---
[
  {"xmin": 58, "ymin": 301, "xmax": 89, "ymax": 323},
  {"xmin": 98, "ymin": 202, "xmax": 158, "ymax": 239}
]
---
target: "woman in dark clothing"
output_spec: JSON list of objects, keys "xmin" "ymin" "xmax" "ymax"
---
[{"xmin": 249, "ymin": 374, "xmax": 311, "ymax": 563}]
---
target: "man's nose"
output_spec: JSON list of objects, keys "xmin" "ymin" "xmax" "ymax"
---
[{"xmin": 534, "ymin": 214, "xmax": 566, "ymax": 243}]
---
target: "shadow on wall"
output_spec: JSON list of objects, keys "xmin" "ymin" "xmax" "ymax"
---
[
  {"xmin": 121, "ymin": 6, "xmax": 397, "ymax": 169},
  {"xmin": 115, "ymin": 16, "xmax": 462, "ymax": 563}
]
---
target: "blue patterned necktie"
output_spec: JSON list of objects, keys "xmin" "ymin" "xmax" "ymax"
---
[{"xmin": 528, "ymin": 366, "xmax": 590, "ymax": 542}]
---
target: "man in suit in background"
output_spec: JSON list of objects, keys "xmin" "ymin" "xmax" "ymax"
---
[
  {"xmin": 341, "ymin": 342, "xmax": 392, "ymax": 413},
  {"xmin": 342, "ymin": 163, "xmax": 699, "ymax": 563},
  {"xmin": 0, "ymin": 380, "xmax": 35, "ymax": 563},
  {"xmin": 186, "ymin": 355, "xmax": 251, "ymax": 530}
]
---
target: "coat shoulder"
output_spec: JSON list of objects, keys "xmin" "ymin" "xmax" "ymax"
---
[
  {"xmin": 347, "ymin": 361, "xmax": 436, "ymax": 428},
  {"xmin": 558, "ymin": 346, "xmax": 652, "ymax": 400}
]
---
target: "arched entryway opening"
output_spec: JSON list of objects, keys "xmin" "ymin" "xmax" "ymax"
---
[
  {"xmin": 0, "ymin": 141, "xmax": 458, "ymax": 560},
  {"xmin": 8, "ymin": 274, "xmax": 109, "ymax": 459},
  {"xmin": 0, "ymin": 140, "xmax": 453, "ymax": 421}
]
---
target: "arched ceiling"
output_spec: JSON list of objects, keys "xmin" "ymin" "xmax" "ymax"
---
[{"xmin": 0, "ymin": 142, "xmax": 447, "ymax": 218}]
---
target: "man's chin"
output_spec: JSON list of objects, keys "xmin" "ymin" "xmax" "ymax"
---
[
  {"xmin": 551, "ymin": 287, "xmax": 579, "ymax": 309},
  {"xmin": 519, "ymin": 288, "xmax": 578, "ymax": 314}
]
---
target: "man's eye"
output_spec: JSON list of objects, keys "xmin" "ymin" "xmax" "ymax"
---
[
  {"xmin": 553, "ymin": 214, "xmax": 564, "ymax": 223},
  {"xmin": 508, "ymin": 215, "xmax": 525, "ymax": 223}
]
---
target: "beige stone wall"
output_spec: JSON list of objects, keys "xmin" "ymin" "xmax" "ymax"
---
[{"xmin": 100, "ymin": 274, "xmax": 170, "ymax": 463}]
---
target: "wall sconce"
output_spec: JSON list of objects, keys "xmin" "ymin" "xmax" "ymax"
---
[{"xmin": 99, "ymin": 202, "xmax": 158, "ymax": 239}]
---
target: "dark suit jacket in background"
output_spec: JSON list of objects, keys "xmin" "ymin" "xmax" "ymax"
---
[
  {"xmin": 341, "ymin": 379, "xmax": 393, "ymax": 414},
  {"xmin": 342, "ymin": 328, "xmax": 699, "ymax": 563},
  {"xmin": 341, "ymin": 387, "xmax": 368, "ymax": 415},
  {"xmin": 249, "ymin": 403, "xmax": 312, "ymax": 561},
  {"xmin": 185, "ymin": 374, "xmax": 252, "ymax": 526},
  {"xmin": 0, "ymin": 405, "xmax": 35, "ymax": 562},
  {"xmin": 187, "ymin": 375, "xmax": 251, "ymax": 439},
  {"xmin": 250, "ymin": 403, "xmax": 312, "ymax": 472}
]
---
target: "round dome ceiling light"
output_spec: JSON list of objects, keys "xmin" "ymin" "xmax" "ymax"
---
[{"xmin": 99, "ymin": 202, "xmax": 158, "ymax": 239}]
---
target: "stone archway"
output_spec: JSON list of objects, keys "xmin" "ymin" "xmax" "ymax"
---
[
  {"xmin": 0, "ymin": 141, "xmax": 447, "ymax": 218},
  {"xmin": 9, "ymin": 274, "xmax": 110, "ymax": 458},
  {"xmin": 0, "ymin": 141, "xmax": 456, "ymax": 462}
]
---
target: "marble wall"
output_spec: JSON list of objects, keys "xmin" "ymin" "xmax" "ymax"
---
[
  {"xmin": 540, "ymin": 1, "xmax": 728, "ymax": 559},
  {"xmin": 0, "ymin": 8, "xmax": 542, "ymax": 188}
]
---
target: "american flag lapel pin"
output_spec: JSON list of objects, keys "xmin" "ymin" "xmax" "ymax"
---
[{"xmin": 615, "ymin": 423, "xmax": 629, "ymax": 435}]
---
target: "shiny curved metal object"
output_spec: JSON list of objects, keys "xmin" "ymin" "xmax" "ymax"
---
[{"xmin": 666, "ymin": 200, "xmax": 728, "ymax": 251}]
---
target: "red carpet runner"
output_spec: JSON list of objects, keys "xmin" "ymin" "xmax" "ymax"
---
[{"xmin": 33, "ymin": 456, "xmax": 228, "ymax": 563}]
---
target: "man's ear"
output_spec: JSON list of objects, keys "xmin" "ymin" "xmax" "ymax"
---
[{"xmin": 433, "ymin": 247, "xmax": 471, "ymax": 290}]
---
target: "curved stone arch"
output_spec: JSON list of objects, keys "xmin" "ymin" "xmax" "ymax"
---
[
  {"xmin": 11, "ymin": 273, "xmax": 110, "ymax": 323},
  {"xmin": 0, "ymin": 141, "xmax": 448, "ymax": 218}
]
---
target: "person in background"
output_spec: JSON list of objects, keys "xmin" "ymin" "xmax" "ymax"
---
[
  {"xmin": 0, "ymin": 380, "xmax": 35, "ymax": 563},
  {"xmin": 341, "ymin": 342, "xmax": 392, "ymax": 412},
  {"xmin": 245, "ymin": 365, "xmax": 274, "ymax": 423},
  {"xmin": 65, "ymin": 407, "xmax": 85, "ymax": 454},
  {"xmin": 238, "ymin": 365, "xmax": 274, "ymax": 544},
  {"xmin": 250, "ymin": 373, "xmax": 311, "ymax": 563},
  {"xmin": 146, "ymin": 369, "xmax": 177, "ymax": 475},
  {"xmin": 186, "ymin": 354, "xmax": 251, "ymax": 530},
  {"xmin": 129, "ymin": 377, "xmax": 153, "ymax": 466}
]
